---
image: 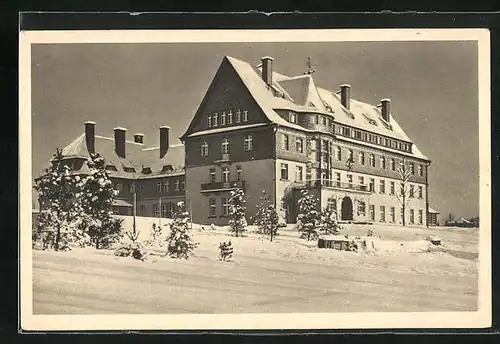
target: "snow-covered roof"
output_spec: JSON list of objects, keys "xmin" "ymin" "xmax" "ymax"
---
[
  {"xmin": 225, "ymin": 56, "xmax": 427, "ymax": 160},
  {"xmin": 428, "ymin": 207, "xmax": 439, "ymax": 214}
]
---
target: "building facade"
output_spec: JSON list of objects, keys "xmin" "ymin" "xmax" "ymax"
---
[{"xmin": 44, "ymin": 55, "xmax": 433, "ymax": 228}]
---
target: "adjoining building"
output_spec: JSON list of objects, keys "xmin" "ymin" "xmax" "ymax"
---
[{"xmin": 39, "ymin": 55, "xmax": 433, "ymax": 227}]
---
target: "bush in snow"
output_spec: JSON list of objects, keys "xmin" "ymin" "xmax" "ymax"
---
[
  {"xmin": 33, "ymin": 149, "xmax": 84, "ymax": 251},
  {"xmin": 228, "ymin": 188, "xmax": 247, "ymax": 237},
  {"xmin": 166, "ymin": 201, "xmax": 198, "ymax": 259},
  {"xmin": 320, "ymin": 207, "xmax": 341, "ymax": 236},
  {"xmin": 218, "ymin": 241, "xmax": 234, "ymax": 261},
  {"xmin": 296, "ymin": 189, "xmax": 321, "ymax": 241},
  {"xmin": 145, "ymin": 222, "xmax": 164, "ymax": 248},
  {"xmin": 80, "ymin": 153, "xmax": 122, "ymax": 249},
  {"xmin": 254, "ymin": 189, "xmax": 279, "ymax": 241}
]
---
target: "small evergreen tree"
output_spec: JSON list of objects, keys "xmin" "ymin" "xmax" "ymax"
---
[
  {"xmin": 254, "ymin": 189, "xmax": 279, "ymax": 241},
  {"xmin": 218, "ymin": 241, "xmax": 234, "ymax": 261},
  {"xmin": 228, "ymin": 188, "xmax": 247, "ymax": 237},
  {"xmin": 297, "ymin": 189, "xmax": 321, "ymax": 241},
  {"xmin": 80, "ymin": 153, "xmax": 122, "ymax": 249},
  {"xmin": 320, "ymin": 207, "xmax": 341, "ymax": 236},
  {"xmin": 166, "ymin": 201, "xmax": 198, "ymax": 259},
  {"xmin": 33, "ymin": 149, "xmax": 83, "ymax": 251}
]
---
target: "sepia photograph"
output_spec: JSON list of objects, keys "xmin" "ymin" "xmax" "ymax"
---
[{"xmin": 19, "ymin": 29, "xmax": 491, "ymax": 330}]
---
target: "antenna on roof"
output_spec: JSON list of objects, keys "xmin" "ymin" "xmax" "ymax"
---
[{"xmin": 305, "ymin": 57, "xmax": 316, "ymax": 75}]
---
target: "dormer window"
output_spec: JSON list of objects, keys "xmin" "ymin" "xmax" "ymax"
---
[
  {"xmin": 221, "ymin": 111, "xmax": 226, "ymax": 126},
  {"xmin": 289, "ymin": 112, "xmax": 297, "ymax": 123},
  {"xmin": 308, "ymin": 101, "xmax": 316, "ymax": 108},
  {"xmin": 124, "ymin": 167, "xmax": 136, "ymax": 173},
  {"xmin": 227, "ymin": 110, "xmax": 233, "ymax": 124},
  {"xmin": 243, "ymin": 110, "xmax": 249, "ymax": 122},
  {"xmin": 142, "ymin": 167, "xmax": 152, "ymax": 174},
  {"xmin": 236, "ymin": 109, "xmax": 241, "ymax": 123},
  {"xmin": 105, "ymin": 165, "xmax": 117, "ymax": 171},
  {"xmin": 213, "ymin": 113, "xmax": 218, "ymax": 127}
]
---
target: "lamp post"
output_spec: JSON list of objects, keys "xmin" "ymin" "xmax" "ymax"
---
[{"xmin": 132, "ymin": 174, "xmax": 137, "ymax": 239}]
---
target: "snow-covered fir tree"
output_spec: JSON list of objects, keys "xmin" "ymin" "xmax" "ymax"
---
[
  {"xmin": 254, "ymin": 189, "xmax": 279, "ymax": 241},
  {"xmin": 228, "ymin": 188, "xmax": 247, "ymax": 237},
  {"xmin": 296, "ymin": 189, "xmax": 321, "ymax": 241},
  {"xmin": 80, "ymin": 153, "xmax": 122, "ymax": 249},
  {"xmin": 320, "ymin": 206, "xmax": 341, "ymax": 236},
  {"xmin": 33, "ymin": 149, "xmax": 83, "ymax": 250},
  {"xmin": 166, "ymin": 201, "xmax": 198, "ymax": 259}
]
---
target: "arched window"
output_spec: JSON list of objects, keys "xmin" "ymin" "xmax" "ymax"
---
[
  {"xmin": 369, "ymin": 154, "xmax": 375, "ymax": 167},
  {"xmin": 380, "ymin": 156, "xmax": 386, "ymax": 169},
  {"xmin": 221, "ymin": 137, "xmax": 229, "ymax": 154},
  {"xmin": 201, "ymin": 141, "xmax": 209, "ymax": 156}
]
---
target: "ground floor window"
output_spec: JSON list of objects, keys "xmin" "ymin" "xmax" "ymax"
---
[
  {"xmin": 153, "ymin": 203, "xmax": 159, "ymax": 217},
  {"xmin": 139, "ymin": 205, "xmax": 145, "ymax": 216},
  {"xmin": 390, "ymin": 207, "xmax": 395, "ymax": 223},
  {"xmin": 410, "ymin": 209, "xmax": 415, "ymax": 224},
  {"xmin": 357, "ymin": 201, "xmax": 366, "ymax": 216},
  {"xmin": 418, "ymin": 209, "xmax": 423, "ymax": 224},
  {"xmin": 327, "ymin": 197, "xmax": 337, "ymax": 213},
  {"xmin": 209, "ymin": 198, "xmax": 216, "ymax": 217},
  {"xmin": 161, "ymin": 203, "xmax": 168, "ymax": 218},
  {"xmin": 369, "ymin": 204, "xmax": 375, "ymax": 221},
  {"xmin": 380, "ymin": 205, "xmax": 386, "ymax": 222},
  {"xmin": 222, "ymin": 197, "xmax": 229, "ymax": 216},
  {"xmin": 400, "ymin": 207, "xmax": 404, "ymax": 223},
  {"xmin": 280, "ymin": 163, "xmax": 289, "ymax": 180}
]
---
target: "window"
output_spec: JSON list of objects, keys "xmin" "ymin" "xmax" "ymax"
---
[
  {"xmin": 209, "ymin": 168, "xmax": 216, "ymax": 183},
  {"xmin": 181, "ymin": 181, "xmax": 185, "ymax": 191},
  {"xmin": 296, "ymin": 137, "xmax": 303, "ymax": 153},
  {"xmin": 347, "ymin": 174, "xmax": 353, "ymax": 188},
  {"xmin": 296, "ymin": 166, "xmax": 303, "ymax": 182},
  {"xmin": 322, "ymin": 116, "xmax": 327, "ymax": 126},
  {"xmin": 289, "ymin": 112, "xmax": 297, "ymax": 123},
  {"xmin": 222, "ymin": 167, "xmax": 230, "ymax": 183},
  {"xmin": 156, "ymin": 181, "xmax": 162, "ymax": 192},
  {"xmin": 227, "ymin": 110, "xmax": 233, "ymax": 124},
  {"xmin": 380, "ymin": 206, "xmax": 386, "ymax": 222},
  {"xmin": 153, "ymin": 204, "xmax": 159, "ymax": 217},
  {"xmin": 380, "ymin": 156, "xmax": 386, "ymax": 169},
  {"xmin": 358, "ymin": 176, "xmax": 364, "ymax": 185},
  {"xmin": 327, "ymin": 197, "xmax": 337, "ymax": 212},
  {"xmin": 390, "ymin": 181, "xmax": 395, "ymax": 195},
  {"xmin": 163, "ymin": 180, "xmax": 170, "ymax": 192},
  {"xmin": 390, "ymin": 158, "xmax": 396, "ymax": 171},
  {"xmin": 335, "ymin": 172, "xmax": 341, "ymax": 187},
  {"xmin": 418, "ymin": 164, "xmax": 423, "ymax": 177},
  {"xmin": 174, "ymin": 180, "xmax": 180, "ymax": 191},
  {"xmin": 410, "ymin": 209, "xmax": 415, "ymax": 224},
  {"xmin": 418, "ymin": 209, "xmax": 423, "ymax": 225},
  {"xmin": 280, "ymin": 163, "xmax": 289, "ymax": 180},
  {"xmin": 418, "ymin": 185, "xmax": 423, "ymax": 199},
  {"xmin": 129, "ymin": 183, "xmax": 134, "ymax": 193},
  {"xmin": 321, "ymin": 140, "xmax": 328, "ymax": 152},
  {"xmin": 221, "ymin": 137, "xmax": 229, "ymax": 154},
  {"xmin": 207, "ymin": 114, "xmax": 212, "ymax": 128},
  {"xmin": 369, "ymin": 154, "xmax": 375, "ymax": 167},
  {"xmin": 336, "ymin": 146, "xmax": 342, "ymax": 161},
  {"xmin": 139, "ymin": 205, "xmax": 146, "ymax": 217},
  {"xmin": 161, "ymin": 203, "xmax": 167, "ymax": 218},
  {"xmin": 236, "ymin": 109, "xmax": 241, "ymax": 123},
  {"xmin": 209, "ymin": 198, "xmax": 216, "ymax": 217},
  {"xmin": 315, "ymin": 114, "xmax": 319, "ymax": 124},
  {"xmin": 358, "ymin": 201, "xmax": 366, "ymax": 216},
  {"xmin": 244, "ymin": 135, "xmax": 253, "ymax": 151},
  {"xmin": 379, "ymin": 180, "xmax": 385, "ymax": 194},
  {"xmin": 222, "ymin": 197, "xmax": 229, "ymax": 216},
  {"xmin": 283, "ymin": 134, "xmax": 289, "ymax": 150},
  {"xmin": 369, "ymin": 178, "xmax": 375, "ymax": 192},
  {"xmin": 359, "ymin": 151, "xmax": 365, "ymax": 165},
  {"xmin": 400, "ymin": 208, "xmax": 404, "ymax": 223},
  {"xmin": 201, "ymin": 141, "xmax": 209, "ymax": 157},
  {"xmin": 348, "ymin": 149, "xmax": 354, "ymax": 161},
  {"xmin": 370, "ymin": 205, "xmax": 375, "ymax": 221},
  {"xmin": 390, "ymin": 207, "xmax": 396, "ymax": 223},
  {"xmin": 410, "ymin": 184, "xmax": 415, "ymax": 198},
  {"xmin": 236, "ymin": 165, "xmax": 242, "ymax": 181},
  {"xmin": 221, "ymin": 111, "xmax": 226, "ymax": 125},
  {"xmin": 410, "ymin": 162, "xmax": 415, "ymax": 175},
  {"xmin": 243, "ymin": 109, "xmax": 249, "ymax": 122},
  {"xmin": 213, "ymin": 113, "xmax": 218, "ymax": 127}
]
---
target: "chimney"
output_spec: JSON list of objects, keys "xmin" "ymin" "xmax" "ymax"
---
[
  {"xmin": 159, "ymin": 126, "xmax": 170, "ymax": 159},
  {"xmin": 381, "ymin": 98, "xmax": 391, "ymax": 122},
  {"xmin": 113, "ymin": 127, "xmax": 127, "ymax": 158},
  {"xmin": 84, "ymin": 121, "xmax": 96, "ymax": 155},
  {"xmin": 134, "ymin": 133, "xmax": 144, "ymax": 144},
  {"xmin": 261, "ymin": 56, "xmax": 274, "ymax": 87},
  {"xmin": 340, "ymin": 84, "xmax": 351, "ymax": 110}
]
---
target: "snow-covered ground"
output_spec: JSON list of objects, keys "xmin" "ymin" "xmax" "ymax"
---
[{"xmin": 32, "ymin": 220, "xmax": 479, "ymax": 314}]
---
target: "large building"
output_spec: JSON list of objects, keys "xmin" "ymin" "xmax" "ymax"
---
[{"xmin": 42, "ymin": 55, "xmax": 433, "ymax": 227}]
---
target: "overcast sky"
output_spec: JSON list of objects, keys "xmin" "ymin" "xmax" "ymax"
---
[{"xmin": 31, "ymin": 41, "xmax": 479, "ymax": 218}]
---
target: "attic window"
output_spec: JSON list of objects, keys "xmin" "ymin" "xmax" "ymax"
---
[
  {"xmin": 342, "ymin": 107, "xmax": 355, "ymax": 119},
  {"xmin": 271, "ymin": 85, "xmax": 286, "ymax": 99},
  {"xmin": 105, "ymin": 165, "xmax": 117, "ymax": 171},
  {"xmin": 124, "ymin": 167, "xmax": 136, "ymax": 173},
  {"xmin": 161, "ymin": 165, "xmax": 174, "ymax": 173},
  {"xmin": 142, "ymin": 167, "xmax": 152, "ymax": 175},
  {"xmin": 308, "ymin": 101, "xmax": 316, "ymax": 108},
  {"xmin": 322, "ymin": 101, "xmax": 334, "ymax": 113}
]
